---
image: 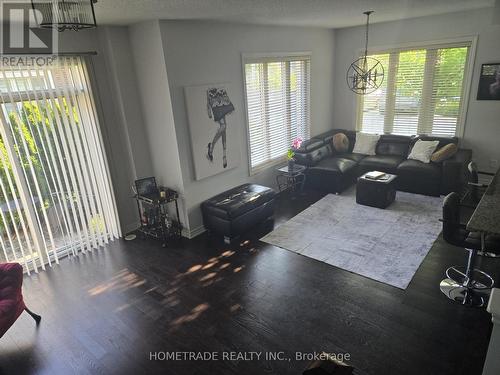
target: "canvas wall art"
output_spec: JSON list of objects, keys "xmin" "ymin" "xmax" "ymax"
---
[
  {"xmin": 185, "ymin": 83, "xmax": 241, "ymax": 180},
  {"xmin": 477, "ymin": 63, "xmax": 500, "ymax": 100}
]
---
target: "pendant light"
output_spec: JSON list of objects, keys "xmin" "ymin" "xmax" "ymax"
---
[
  {"xmin": 346, "ymin": 11, "xmax": 384, "ymax": 95},
  {"xmin": 31, "ymin": 0, "xmax": 98, "ymax": 32}
]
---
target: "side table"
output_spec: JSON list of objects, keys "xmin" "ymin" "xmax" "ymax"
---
[{"xmin": 276, "ymin": 164, "xmax": 307, "ymax": 196}]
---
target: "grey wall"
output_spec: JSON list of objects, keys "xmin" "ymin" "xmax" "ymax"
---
[
  {"xmin": 98, "ymin": 27, "xmax": 153, "ymax": 180},
  {"xmin": 333, "ymin": 8, "xmax": 500, "ymax": 172},
  {"xmin": 96, "ymin": 27, "xmax": 154, "ymax": 233},
  {"xmin": 128, "ymin": 21, "xmax": 188, "ymax": 229},
  {"xmin": 159, "ymin": 21, "xmax": 336, "ymax": 232}
]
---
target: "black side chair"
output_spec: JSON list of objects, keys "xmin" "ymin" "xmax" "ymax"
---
[
  {"xmin": 461, "ymin": 161, "xmax": 494, "ymax": 207},
  {"xmin": 440, "ymin": 192, "xmax": 499, "ymax": 307}
]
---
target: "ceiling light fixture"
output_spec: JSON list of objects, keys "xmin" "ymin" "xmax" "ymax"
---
[
  {"xmin": 31, "ymin": 0, "xmax": 98, "ymax": 32},
  {"xmin": 346, "ymin": 11, "xmax": 384, "ymax": 95}
]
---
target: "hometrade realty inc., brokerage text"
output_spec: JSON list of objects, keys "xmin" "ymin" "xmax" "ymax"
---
[{"xmin": 149, "ymin": 351, "xmax": 351, "ymax": 362}]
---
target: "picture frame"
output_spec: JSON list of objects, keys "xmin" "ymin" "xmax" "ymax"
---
[
  {"xmin": 184, "ymin": 83, "xmax": 241, "ymax": 180},
  {"xmin": 477, "ymin": 63, "xmax": 500, "ymax": 100}
]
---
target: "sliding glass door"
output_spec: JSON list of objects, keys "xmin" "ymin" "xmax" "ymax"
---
[{"xmin": 0, "ymin": 56, "xmax": 120, "ymax": 274}]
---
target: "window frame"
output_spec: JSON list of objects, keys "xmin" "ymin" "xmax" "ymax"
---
[
  {"xmin": 355, "ymin": 36, "xmax": 477, "ymax": 139},
  {"xmin": 241, "ymin": 52, "xmax": 312, "ymax": 176}
]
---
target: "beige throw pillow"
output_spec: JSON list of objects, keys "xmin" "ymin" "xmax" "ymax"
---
[
  {"xmin": 352, "ymin": 133, "xmax": 380, "ymax": 155},
  {"xmin": 431, "ymin": 143, "xmax": 458, "ymax": 163},
  {"xmin": 332, "ymin": 133, "xmax": 349, "ymax": 153}
]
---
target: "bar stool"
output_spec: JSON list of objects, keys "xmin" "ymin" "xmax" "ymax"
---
[
  {"xmin": 465, "ymin": 162, "xmax": 493, "ymax": 203},
  {"xmin": 439, "ymin": 193, "xmax": 499, "ymax": 307}
]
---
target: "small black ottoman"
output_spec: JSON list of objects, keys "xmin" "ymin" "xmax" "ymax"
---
[
  {"xmin": 202, "ymin": 184, "xmax": 276, "ymax": 243},
  {"xmin": 356, "ymin": 172, "xmax": 397, "ymax": 209}
]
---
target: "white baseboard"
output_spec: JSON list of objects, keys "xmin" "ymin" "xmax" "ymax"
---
[
  {"xmin": 123, "ymin": 221, "xmax": 140, "ymax": 235},
  {"xmin": 181, "ymin": 225, "xmax": 206, "ymax": 239}
]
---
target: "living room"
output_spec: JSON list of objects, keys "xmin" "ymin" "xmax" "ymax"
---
[{"xmin": 1, "ymin": 1, "xmax": 500, "ymax": 374}]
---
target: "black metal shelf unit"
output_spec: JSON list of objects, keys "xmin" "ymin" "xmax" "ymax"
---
[{"xmin": 134, "ymin": 188, "xmax": 181, "ymax": 247}]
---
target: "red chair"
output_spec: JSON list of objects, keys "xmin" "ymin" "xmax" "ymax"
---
[{"xmin": 0, "ymin": 263, "xmax": 41, "ymax": 338}]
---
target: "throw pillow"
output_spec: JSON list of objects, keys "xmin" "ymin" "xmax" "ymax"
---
[
  {"xmin": 431, "ymin": 143, "xmax": 458, "ymax": 163},
  {"xmin": 352, "ymin": 133, "xmax": 380, "ymax": 155},
  {"xmin": 332, "ymin": 133, "xmax": 349, "ymax": 153},
  {"xmin": 408, "ymin": 140, "xmax": 440, "ymax": 163}
]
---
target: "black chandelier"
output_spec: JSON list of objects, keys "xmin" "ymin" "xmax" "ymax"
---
[
  {"xmin": 346, "ymin": 11, "xmax": 384, "ymax": 95},
  {"xmin": 31, "ymin": 0, "xmax": 98, "ymax": 32}
]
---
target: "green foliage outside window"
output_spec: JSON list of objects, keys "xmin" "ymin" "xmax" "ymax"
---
[{"xmin": 0, "ymin": 99, "xmax": 79, "ymax": 234}]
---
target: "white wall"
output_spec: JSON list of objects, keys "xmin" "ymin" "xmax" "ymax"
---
[
  {"xmin": 159, "ymin": 21, "xmax": 336, "ymax": 232},
  {"xmin": 128, "ymin": 21, "xmax": 188, "ymax": 229},
  {"xmin": 333, "ymin": 8, "xmax": 500, "ymax": 172}
]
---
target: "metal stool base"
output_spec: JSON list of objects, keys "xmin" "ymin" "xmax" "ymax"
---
[
  {"xmin": 478, "ymin": 251, "xmax": 500, "ymax": 258},
  {"xmin": 445, "ymin": 266, "xmax": 494, "ymax": 290},
  {"xmin": 440, "ymin": 278, "xmax": 491, "ymax": 307}
]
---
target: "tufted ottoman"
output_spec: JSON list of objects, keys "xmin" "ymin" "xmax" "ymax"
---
[{"xmin": 202, "ymin": 184, "xmax": 276, "ymax": 243}]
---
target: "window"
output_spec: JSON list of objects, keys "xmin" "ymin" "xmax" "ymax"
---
[
  {"xmin": 243, "ymin": 54, "xmax": 310, "ymax": 173},
  {"xmin": 0, "ymin": 56, "xmax": 120, "ymax": 274},
  {"xmin": 357, "ymin": 43, "xmax": 471, "ymax": 137}
]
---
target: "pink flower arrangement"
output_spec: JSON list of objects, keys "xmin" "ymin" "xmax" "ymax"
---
[
  {"xmin": 287, "ymin": 138, "xmax": 303, "ymax": 160},
  {"xmin": 292, "ymin": 138, "xmax": 303, "ymax": 149}
]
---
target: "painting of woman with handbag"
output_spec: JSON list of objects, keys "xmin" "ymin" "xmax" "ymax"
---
[
  {"xmin": 185, "ymin": 83, "xmax": 241, "ymax": 180},
  {"xmin": 206, "ymin": 87, "xmax": 235, "ymax": 168}
]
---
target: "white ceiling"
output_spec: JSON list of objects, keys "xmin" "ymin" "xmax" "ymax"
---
[{"xmin": 94, "ymin": 0, "xmax": 495, "ymax": 28}]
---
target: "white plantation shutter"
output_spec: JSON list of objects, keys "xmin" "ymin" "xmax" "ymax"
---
[
  {"xmin": 357, "ymin": 44, "xmax": 471, "ymax": 137},
  {"xmin": 0, "ymin": 56, "xmax": 120, "ymax": 274},
  {"xmin": 357, "ymin": 53, "xmax": 390, "ymax": 135},
  {"xmin": 244, "ymin": 55, "xmax": 310, "ymax": 173}
]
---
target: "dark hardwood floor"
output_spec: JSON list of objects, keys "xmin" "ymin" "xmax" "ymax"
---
[{"xmin": 0, "ymin": 190, "xmax": 497, "ymax": 375}]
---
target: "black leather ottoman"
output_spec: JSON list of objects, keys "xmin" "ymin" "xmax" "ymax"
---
[
  {"xmin": 202, "ymin": 184, "xmax": 276, "ymax": 243},
  {"xmin": 356, "ymin": 173, "xmax": 397, "ymax": 209}
]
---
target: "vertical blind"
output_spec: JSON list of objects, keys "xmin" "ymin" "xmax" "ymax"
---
[
  {"xmin": 0, "ymin": 56, "xmax": 120, "ymax": 274},
  {"xmin": 357, "ymin": 44, "xmax": 471, "ymax": 137},
  {"xmin": 244, "ymin": 55, "xmax": 311, "ymax": 173}
]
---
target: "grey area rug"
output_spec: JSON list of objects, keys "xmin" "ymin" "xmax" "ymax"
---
[{"xmin": 261, "ymin": 190, "xmax": 443, "ymax": 289}]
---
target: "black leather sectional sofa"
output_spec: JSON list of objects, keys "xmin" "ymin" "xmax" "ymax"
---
[{"xmin": 294, "ymin": 129, "xmax": 472, "ymax": 196}]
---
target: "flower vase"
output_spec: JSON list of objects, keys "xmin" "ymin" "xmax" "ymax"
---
[{"xmin": 288, "ymin": 159, "xmax": 295, "ymax": 173}]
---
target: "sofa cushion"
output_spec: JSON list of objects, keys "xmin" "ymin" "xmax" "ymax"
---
[
  {"xmin": 376, "ymin": 135, "xmax": 412, "ymax": 157},
  {"xmin": 306, "ymin": 157, "xmax": 357, "ymax": 194},
  {"xmin": 359, "ymin": 155, "xmax": 405, "ymax": 173},
  {"xmin": 341, "ymin": 153, "xmax": 366, "ymax": 163},
  {"xmin": 298, "ymin": 138, "xmax": 325, "ymax": 152},
  {"xmin": 396, "ymin": 159, "xmax": 442, "ymax": 196},
  {"xmin": 313, "ymin": 157, "xmax": 357, "ymax": 173},
  {"xmin": 202, "ymin": 184, "xmax": 276, "ymax": 220},
  {"xmin": 397, "ymin": 159, "xmax": 441, "ymax": 180},
  {"xmin": 294, "ymin": 143, "xmax": 332, "ymax": 166}
]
